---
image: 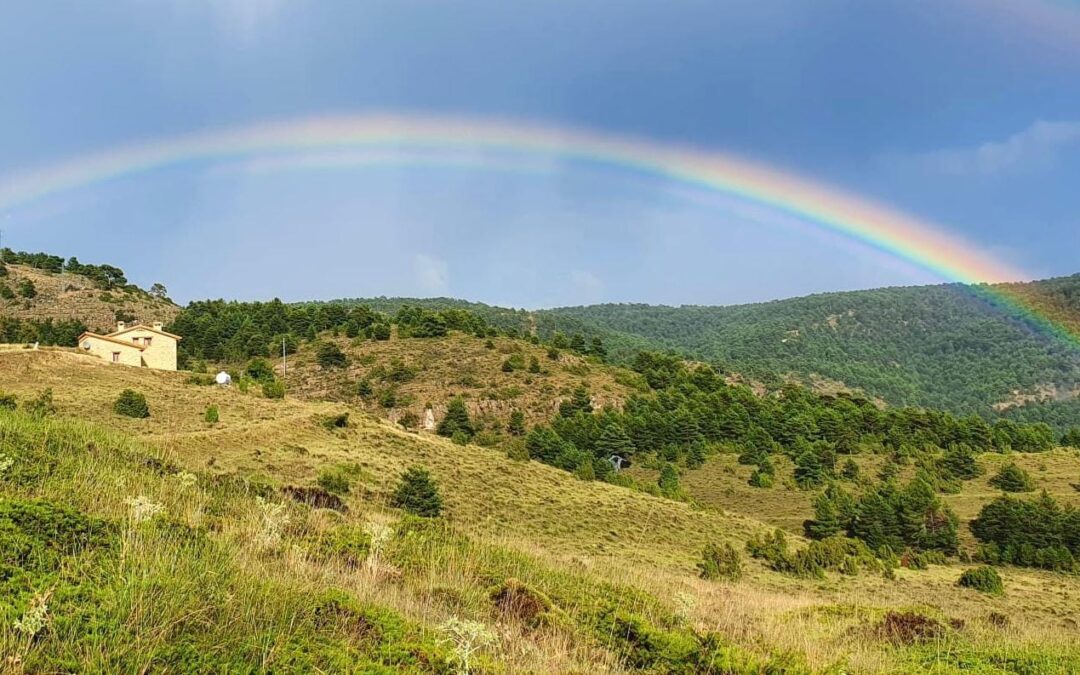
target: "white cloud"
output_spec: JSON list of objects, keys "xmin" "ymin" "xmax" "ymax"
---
[
  {"xmin": 881, "ymin": 119, "xmax": 1080, "ymax": 176},
  {"xmin": 413, "ymin": 253, "xmax": 449, "ymax": 294}
]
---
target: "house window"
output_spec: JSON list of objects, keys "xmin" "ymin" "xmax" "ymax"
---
[
  {"xmin": 144, "ymin": 337, "xmax": 152, "ymax": 346},
  {"xmin": 112, "ymin": 352, "xmax": 120, "ymax": 363},
  {"xmin": 132, "ymin": 337, "xmax": 139, "ymax": 343}
]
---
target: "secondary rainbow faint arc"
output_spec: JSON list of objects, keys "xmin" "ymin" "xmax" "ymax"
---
[{"xmin": 1, "ymin": 113, "xmax": 1074, "ymax": 348}]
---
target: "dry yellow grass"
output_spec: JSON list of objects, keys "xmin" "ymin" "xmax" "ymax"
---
[
  {"xmin": 4, "ymin": 349, "xmax": 1080, "ymax": 672},
  {"xmin": 283, "ymin": 330, "xmax": 643, "ymax": 428},
  {"xmin": 0, "ymin": 264, "xmax": 178, "ymax": 332}
]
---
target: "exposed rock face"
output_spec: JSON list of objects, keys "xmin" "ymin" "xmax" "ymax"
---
[{"xmin": 423, "ymin": 407, "xmax": 436, "ymax": 431}]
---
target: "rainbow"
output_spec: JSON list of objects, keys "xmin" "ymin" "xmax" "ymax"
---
[{"xmin": 0, "ymin": 113, "xmax": 1076, "ymax": 348}]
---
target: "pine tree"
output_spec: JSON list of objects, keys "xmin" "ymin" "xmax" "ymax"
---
[
  {"xmin": 391, "ymin": 467, "xmax": 443, "ymax": 517},
  {"xmin": 794, "ymin": 451, "xmax": 825, "ymax": 489},
  {"xmin": 437, "ymin": 397, "xmax": 474, "ymax": 439},
  {"xmin": 589, "ymin": 337, "xmax": 607, "ymax": 361},
  {"xmin": 989, "ymin": 462, "xmax": 1035, "ymax": 493},
  {"xmin": 658, "ymin": 463, "xmax": 681, "ymax": 498},
  {"xmin": 508, "ymin": 409, "xmax": 526, "ymax": 436},
  {"xmin": 596, "ymin": 423, "xmax": 634, "ymax": 460},
  {"xmin": 559, "ymin": 385, "xmax": 593, "ymax": 417}
]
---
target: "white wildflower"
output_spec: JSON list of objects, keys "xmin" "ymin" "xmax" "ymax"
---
[
  {"xmin": 674, "ymin": 591, "xmax": 697, "ymax": 620},
  {"xmin": 255, "ymin": 497, "xmax": 290, "ymax": 549},
  {"xmin": 0, "ymin": 454, "xmax": 13, "ymax": 477},
  {"xmin": 364, "ymin": 522, "xmax": 393, "ymax": 555},
  {"xmin": 125, "ymin": 495, "xmax": 165, "ymax": 524},
  {"xmin": 440, "ymin": 617, "xmax": 496, "ymax": 675},
  {"xmin": 14, "ymin": 591, "xmax": 50, "ymax": 637},
  {"xmin": 174, "ymin": 471, "xmax": 198, "ymax": 490}
]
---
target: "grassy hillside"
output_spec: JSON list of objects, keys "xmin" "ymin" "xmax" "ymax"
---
[
  {"xmin": 544, "ymin": 276, "xmax": 1080, "ymax": 423},
  {"xmin": 0, "ymin": 262, "xmax": 178, "ymax": 336},
  {"xmin": 2, "ymin": 350, "xmax": 1080, "ymax": 672},
  {"xmin": 318, "ymin": 277, "xmax": 1080, "ymax": 428},
  {"xmin": 281, "ymin": 329, "xmax": 645, "ymax": 428}
]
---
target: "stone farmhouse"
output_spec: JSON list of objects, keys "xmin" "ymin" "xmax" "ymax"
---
[{"xmin": 78, "ymin": 321, "xmax": 181, "ymax": 371}]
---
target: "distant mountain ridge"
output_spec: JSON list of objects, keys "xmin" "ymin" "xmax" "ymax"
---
[{"xmin": 322, "ymin": 274, "xmax": 1080, "ymax": 425}]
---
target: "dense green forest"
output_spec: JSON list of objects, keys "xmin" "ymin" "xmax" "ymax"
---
[
  {"xmin": 166, "ymin": 299, "xmax": 607, "ymax": 368},
  {"xmin": 544, "ymin": 278, "xmax": 1080, "ymax": 420},
  {"xmin": 320, "ymin": 280, "xmax": 1080, "ymax": 429}
]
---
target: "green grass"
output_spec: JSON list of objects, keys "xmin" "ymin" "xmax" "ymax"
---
[{"xmin": 2, "ymin": 350, "xmax": 1080, "ymax": 672}]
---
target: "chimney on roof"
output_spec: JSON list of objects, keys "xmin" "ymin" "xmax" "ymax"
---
[
  {"xmin": 152, "ymin": 321, "xmax": 163, "ymax": 331},
  {"xmin": 116, "ymin": 321, "xmax": 126, "ymax": 332}
]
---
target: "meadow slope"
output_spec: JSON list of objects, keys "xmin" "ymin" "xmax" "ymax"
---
[{"xmin": 2, "ymin": 349, "xmax": 1080, "ymax": 672}]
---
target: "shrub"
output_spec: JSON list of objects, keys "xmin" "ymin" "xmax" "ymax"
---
[
  {"xmin": 451, "ymin": 430, "xmax": 470, "ymax": 446},
  {"xmin": 875, "ymin": 611, "xmax": 948, "ymax": 645},
  {"xmin": 989, "ymin": 462, "xmax": 1034, "ymax": 492},
  {"xmin": 114, "ymin": 389, "xmax": 150, "ymax": 418},
  {"xmin": 321, "ymin": 412, "xmax": 350, "ymax": 430},
  {"xmin": 370, "ymin": 323, "xmax": 391, "ymax": 341},
  {"xmin": 698, "ymin": 542, "xmax": 742, "ymax": 581},
  {"xmin": 309, "ymin": 525, "xmax": 371, "ymax": 567},
  {"xmin": 22, "ymin": 389, "xmax": 56, "ymax": 417},
  {"xmin": 261, "ymin": 379, "xmax": 285, "ymax": 399},
  {"xmin": 316, "ymin": 341, "xmax": 348, "ymax": 368},
  {"xmin": 489, "ymin": 578, "xmax": 558, "ymax": 628},
  {"xmin": 391, "ymin": 467, "xmax": 443, "ymax": 518},
  {"xmin": 505, "ymin": 439, "xmax": 530, "ymax": 461},
  {"xmin": 748, "ymin": 468, "xmax": 773, "ymax": 488},
  {"xmin": 316, "ymin": 467, "xmax": 353, "ymax": 495},
  {"xmin": 507, "ymin": 410, "xmax": 526, "ymax": 436},
  {"xmin": 245, "ymin": 357, "xmax": 275, "ymax": 383},
  {"xmin": 398, "ymin": 410, "xmax": 420, "ymax": 429},
  {"xmin": 17, "ymin": 279, "xmax": 37, "ymax": 298},
  {"xmin": 840, "ymin": 458, "xmax": 860, "ymax": 480},
  {"xmin": 204, "ymin": 405, "xmax": 219, "ymax": 424},
  {"xmin": 0, "ymin": 392, "xmax": 17, "ymax": 410},
  {"xmin": 378, "ymin": 388, "xmax": 397, "ymax": 409},
  {"xmin": 658, "ymin": 463, "xmax": 681, "ymax": 499},
  {"xmin": 957, "ymin": 566, "xmax": 1004, "ymax": 595},
  {"xmin": 356, "ymin": 379, "xmax": 373, "ymax": 399}
]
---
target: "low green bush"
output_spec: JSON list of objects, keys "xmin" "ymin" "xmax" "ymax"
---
[
  {"xmin": 698, "ymin": 542, "xmax": 742, "ymax": 581},
  {"xmin": 261, "ymin": 379, "xmax": 285, "ymax": 399},
  {"xmin": 989, "ymin": 462, "xmax": 1034, "ymax": 492},
  {"xmin": 957, "ymin": 565, "xmax": 1004, "ymax": 595},
  {"xmin": 316, "ymin": 467, "xmax": 353, "ymax": 495},
  {"xmin": 114, "ymin": 389, "xmax": 150, "ymax": 418}
]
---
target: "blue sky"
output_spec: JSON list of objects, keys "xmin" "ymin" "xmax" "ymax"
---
[{"xmin": 2, "ymin": 0, "xmax": 1079, "ymax": 307}]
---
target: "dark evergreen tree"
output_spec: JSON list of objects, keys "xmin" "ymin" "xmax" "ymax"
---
[
  {"xmin": 391, "ymin": 467, "xmax": 443, "ymax": 517},
  {"xmin": 437, "ymin": 397, "xmax": 474, "ymax": 439},
  {"xmin": 989, "ymin": 462, "xmax": 1035, "ymax": 493},
  {"xmin": 794, "ymin": 451, "xmax": 825, "ymax": 489},
  {"xmin": 507, "ymin": 409, "xmax": 526, "ymax": 436}
]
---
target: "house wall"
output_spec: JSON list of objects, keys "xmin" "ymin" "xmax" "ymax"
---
[
  {"xmin": 117, "ymin": 328, "xmax": 178, "ymax": 371},
  {"xmin": 83, "ymin": 337, "xmax": 143, "ymax": 367}
]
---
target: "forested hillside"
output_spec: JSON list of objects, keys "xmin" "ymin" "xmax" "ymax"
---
[
  {"xmin": 0, "ymin": 249, "xmax": 178, "ymax": 344},
  {"xmin": 544, "ymin": 276, "xmax": 1080, "ymax": 422}
]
